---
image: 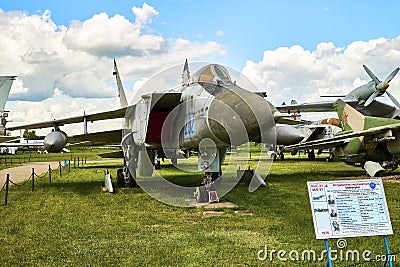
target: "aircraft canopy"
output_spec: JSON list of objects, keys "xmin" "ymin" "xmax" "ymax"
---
[{"xmin": 192, "ymin": 64, "xmax": 232, "ymax": 84}]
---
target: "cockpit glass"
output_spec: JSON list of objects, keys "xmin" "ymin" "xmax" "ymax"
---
[
  {"xmin": 213, "ymin": 65, "xmax": 230, "ymax": 82},
  {"xmin": 192, "ymin": 64, "xmax": 232, "ymax": 83}
]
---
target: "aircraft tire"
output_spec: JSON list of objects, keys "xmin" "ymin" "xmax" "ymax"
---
[
  {"xmin": 195, "ymin": 186, "xmax": 209, "ymax": 203},
  {"xmin": 116, "ymin": 169, "xmax": 125, "ymax": 188},
  {"xmin": 211, "ymin": 172, "xmax": 220, "ymax": 182},
  {"xmin": 155, "ymin": 160, "xmax": 161, "ymax": 170}
]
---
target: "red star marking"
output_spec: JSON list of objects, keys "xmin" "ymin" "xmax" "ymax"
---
[{"xmin": 342, "ymin": 112, "xmax": 349, "ymax": 123}]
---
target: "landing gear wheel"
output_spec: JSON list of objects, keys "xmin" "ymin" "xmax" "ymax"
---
[
  {"xmin": 195, "ymin": 186, "xmax": 209, "ymax": 203},
  {"xmin": 116, "ymin": 168, "xmax": 125, "ymax": 188},
  {"xmin": 154, "ymin": 160, "xmax": 161, "ymax": 170},
  {"xmin": 211, "ymin": 172, "xmax": 220, "ymax": 182}
]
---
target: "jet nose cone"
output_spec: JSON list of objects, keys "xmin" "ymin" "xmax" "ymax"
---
[
  {"xmin": 276, "ymin": 125, "xmax": 305, "ymax": 146},
  {"xmin": 207, "ymin": 87, "xmax": 275, "ymax": 146},
  {"xmin": 43, "ymin": 131, "xmax": 67, "ymax": 153}
]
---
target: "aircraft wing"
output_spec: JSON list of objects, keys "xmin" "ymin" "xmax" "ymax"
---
[
  {"xmin": 0, "ymin": 136, "xmax": 20, "ymax": 143},
  {"xmin": 72, "ymin": 129, "xmax": 123, "ymax": 145},
  {"xmin": 0, "ymin": 141, "xmax": 43, "ymax": 147},
  {"xmin": 285, "ymin": 122, "xmax": 400, "ymax": 150},
  {"xmin": 7, "ymin": 107, "xmax": 127, "ymax": 131}
]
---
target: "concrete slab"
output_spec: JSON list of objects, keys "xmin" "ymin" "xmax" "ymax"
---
[{"xmin": 187, "ymin": 198, "xmax": 238, "ymax": 209}]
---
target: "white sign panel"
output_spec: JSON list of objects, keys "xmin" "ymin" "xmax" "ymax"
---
[{"xmin": 307, "ymin": 179, "xmax": 392, "ymax": 239}]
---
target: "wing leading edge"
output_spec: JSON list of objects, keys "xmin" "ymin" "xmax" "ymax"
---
[{"xmin": 7, "ymin": 107, "xmax": 127, "ymax": 131}]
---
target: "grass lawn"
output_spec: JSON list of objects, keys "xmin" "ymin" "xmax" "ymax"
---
[{"xmin": 0, "ymin": 153, "xmax": 399, "ymax": 266}]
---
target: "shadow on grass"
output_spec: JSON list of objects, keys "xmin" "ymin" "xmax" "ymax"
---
[{"xmin": 35, "ymin": 180, "xmax": 104, "ymax": 195}]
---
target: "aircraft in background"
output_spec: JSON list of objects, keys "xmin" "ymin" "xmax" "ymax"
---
[
  {"xmin": 0, "ymin": 76, "xmax": 18, "ymax": 143},
  {"xmin": 270, "ymin": 118, "xmax": 342, "ymax": 161},
  {"xmin": 286, "ymin": 99, "xmax": 400, "ymax": 177},
  {"xmin": 277, "ymin": 65, "xmax": 400, "ymax": 119},
  {"xmin": 0, "ymin": 138, "xmax": 74, "ymax": 155}
]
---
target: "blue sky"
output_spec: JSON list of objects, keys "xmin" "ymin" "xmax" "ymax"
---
[
  {"xmin": 1, "ymin": 1, "xmax": 400, "ymax": 132},
  {"xmin": 2, "ymin": 0, "xmax": 400, "ymax": 69}
]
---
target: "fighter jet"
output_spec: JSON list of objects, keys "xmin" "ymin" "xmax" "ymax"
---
[
  {"xmin": 8, "ymin": 60, "xmax": 324, "ymax": 203},
  {"xmin": 277, "ymin": 65, "xmax": 400, "ymax": 118},
  {"xmin": 286, "ymin": 99, "xmax": 400, "ymax": 176}
]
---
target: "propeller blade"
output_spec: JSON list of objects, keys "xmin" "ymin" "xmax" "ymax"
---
[
  {"xmin": 384, "ymin": 67, "xmax": 400, "ymax": 83},
  {"xmin": 364, "ymin": 90, "xmax": 380, "ymax": 107},
  {"xmin": 386, "ymin": 91, "xmax": 400, "ymax": 109},
  {"xmin": 363, "ymin": 65, "xmax": 380, "ymax": 85}
]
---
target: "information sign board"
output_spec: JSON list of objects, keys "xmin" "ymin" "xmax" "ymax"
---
[{"xmin": 307, "ymin": 179, "xmax": 392, "ymax": 239}]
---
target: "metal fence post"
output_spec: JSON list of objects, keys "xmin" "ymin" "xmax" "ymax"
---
[
  {"xmin": 31, "ymin": 168, "xmax": 35, "ymax": 192},
  {"xmin": 59, "ymin": 161, "xmax": 62, "ymax": 177},
  {"xmin": 68, "ymin": 160, "xmax": 71, "ymax": 172},
  {"xmin": 5, "ymin": 174, "xmax": 10, "ymax": 206},
  {"xmin": 78, "ymin": 157, "xmax": 80, "ymax": 167},
  {"xmin": 49, "ymin": 164, "xmax": 52, "ymax": 183}
]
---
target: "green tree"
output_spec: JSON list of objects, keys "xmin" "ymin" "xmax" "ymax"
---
[{"xmin": 23, "ymin": 130, "xmax": 43, "ymax": 140}]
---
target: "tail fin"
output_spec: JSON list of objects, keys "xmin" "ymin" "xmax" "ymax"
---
[
  {"xmin": 113, "ymin": 59, "xmax": 128, "ymax": 108},
  {"xmin": 334, "ymin": 99, "xmax": 399, "ymax": 131},
  {"xmin": 0, "ymin": 76, "xmax": 16, "ymax": 111},
  {"xmin": 182, "ymin": 59, "xmax": 190, "ymax": 85}
]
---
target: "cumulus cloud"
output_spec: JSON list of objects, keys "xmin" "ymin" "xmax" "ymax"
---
[
  {"xmin": 62, "ymin": 12, "xmax": 165, "ymax": 57},
  {"xmin": 131, "ymin": 2, "xmax": 159, "ymax": 25},
  {"xmin": 242, "ymin": 37, "xmax": 400, "ymax": 107},
  {"xmin": 0, "ymin": 3, "xmax": 225, "ymax": 101},
  {"xmin": 216, "ymin": 30, "xmax": 224, "ymax": 37},
  {"xmin": 0, "ymin": 3, "xmax": 226, "ymax": 132}
]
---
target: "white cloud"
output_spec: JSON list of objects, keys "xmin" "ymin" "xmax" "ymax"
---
[
  {"xmin": 242, "ymin": 37, "xmax": 400, "ymax": 107},
  {"xmin": 63, "ymin": 12, "xmax": 165, "ymax": 57},
  {"xmin": 131, "ymin": 2, "xmax": 159, "ymax": 26},
  {"xmin": 0, "ymin": 3, "xmax": 226, "ymax": 134},
  {"xmin": 216, "ymin": 30, "xmax": 224, "ymax": 37}
]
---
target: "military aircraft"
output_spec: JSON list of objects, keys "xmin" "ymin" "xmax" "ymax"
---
[
  {"xmin": 0, "ymin": 76, "xmax": 18, "ymax": 142},
  {"xmin": 9, "ymin": 60, "xmax": 347, "ymax": 203},
  {"xmin": 277, "ymin": 65, "xmax": 400, "ymax": 119},
  {"xmin": 4, "ymin": 60, "xmax": 283, "ymax": 202},
  {"xmin": 285, "ymin": 99, "xmax": 400, "ymax": 177}
]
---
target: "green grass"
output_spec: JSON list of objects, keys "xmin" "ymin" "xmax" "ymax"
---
[{"xmin": 0, "ymin": 154, "xmax": 399, "ymax": 266}]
